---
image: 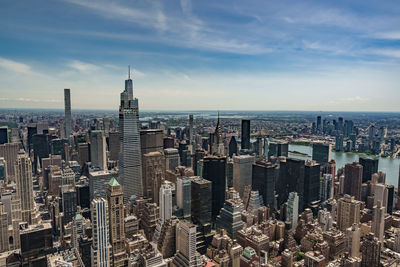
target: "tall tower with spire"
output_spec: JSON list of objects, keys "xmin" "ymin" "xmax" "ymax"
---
[
  {"xmin": 119, "ymin": 67, "xmax": 143, "ymax": 201},
  {"xmin": 213, "ymin": 112, "xmax": 224, "ymax": 154}
]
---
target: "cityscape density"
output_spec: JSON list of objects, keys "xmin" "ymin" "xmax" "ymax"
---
[{"xmin": 0, "ymin": 72, "xmax": 400, "ymax": 267}]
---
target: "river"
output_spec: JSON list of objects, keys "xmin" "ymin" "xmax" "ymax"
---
[{"xmin": 288, "ymin": 144, "xmax": 400, "ymax": 187}]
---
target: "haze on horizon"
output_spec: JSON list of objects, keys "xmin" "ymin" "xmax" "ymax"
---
[{"xmin": 1, "ymin": 0, "xmax": 400, "ymax": 111}]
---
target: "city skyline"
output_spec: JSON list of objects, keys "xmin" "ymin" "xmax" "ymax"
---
[{"xmin": 1, "ymin": 0, "xmax": 400, "ymax": 111}]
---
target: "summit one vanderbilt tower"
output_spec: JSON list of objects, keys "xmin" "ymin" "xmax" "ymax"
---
[{"xmin": 119, "ymin": 67, "xmax": 143, "ymax": 202}]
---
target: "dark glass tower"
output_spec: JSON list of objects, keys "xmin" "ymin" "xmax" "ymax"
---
[
  {"xmin": 304, "ymin": 161, "xmax": 321, "ymax": 210},
  {"xmin": 202, "ymin": 155, "xmax": 227, "ymax": 220},
  {"xmin": 252, "ymin": 160, "xmax": 279, "ymax": 209},
  {"xmin": 359, "ymin": 157, "xmax": 378, "ymax": 183},
  {"xmin": 241, "ymin": 119, "xmax": 250, "ymax": 150}
]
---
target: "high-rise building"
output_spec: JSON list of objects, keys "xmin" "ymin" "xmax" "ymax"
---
[
  {"xmin": 119, "ymin": 71, "xmax": 143, "ymax": 201},
  {"xmin": 64, "ymin": 88, "xmax": 72, "ymax": 138},
  {"xmin": 189, "ymin": 114, "xmax": 194, "ymax": 143},
  {"xmin": 107, "ymin": 178, "xmax": 126, "ymax": 267},
  {"xmin": 335, "ymin": 135, "xmax": 344, "ymax": 151},
  {"xmin": 108, "ymin": 131, "xmax": 120, "ymax": 161},
  {"xmin": 159, "ymin": 183, "xmax": 173, "ymax": 224},
  {"xmin": 228, "ymin": 136, "xmax": 238, "ymax": 158},
  {"xmin": 191, "ymin": 177, "xmax": 212, "ymax": 226},
  {"xmin": 61, "ymin": 185, "xmax": 77, "ymax": 224},
  {"xmin": 337, "ymin": 195, "xmax": 361, "ymax": 231},
  {"xmin": 140, "ymin": 129, "xmax": 163, "ymax": 156},
  {"xmin": 312, "ymin": 143, "xmax": 331, "ymax": 165},
  {"xmin": 165, "ymin": 148, "xmax": 180, "ymax": 171},
  {"xmin": 268, "ymin": 142, "xmax": 289, "ymax": 158},
  {"xmin": 0, "ymin": 202, "xmax": 8, "ymax": 252},
  {"xmin": 346, "ymin": 224, "xmax": 360, "ymax": 258},
  {"xmin": 0, "ymin": 142, "xmax": 20, "ymax": 179},
  {"xmin": 286, "ymin": 192, "xmax": 299, "ymax": 229},
  {"xmin": 359, "ymin": 157, "xmax": 378, "ymax": 183},
  {"xmin": 91, "ymin": 198, "xmax": 112, "ymax": 267},
  {"xmin": 316, "ymin": 116, "xmax": 322, "ymax": 132},
  {"xmin": 143, "ymin": 151, "xmax": 165, "ymax": 204},
  {"xmin": 15, "ymin": 152, "xmax": 35, "ymax": 224},
  {"xmin": 371, "ymin": 200, "xmax": 385, "ymax": 243},
  {"xmin": 173, "ymin": 220, "xmax": 202, "ymax": 267},
  {"xmin": 176, "ymin": 177, "xmax": 191, "ymax": 218},
  {"xmin": 233, "ymin": 155, "xmax": 254, "ymax": 197},
  {"xmin": 89, "ymin": 170, "xmax": 118, "ymax": 201},
  {"xmin": 78, "ymin": 143, "xmax": 90, "ymax": 168},
  {"xmin": 251, "ymin": 160, "xmax": 278, "ymax": 209},
  {"xmin": 319, "ymin": 174, "xmax": 332, "ymax": 202},
  {"xmin": 360, "ymin": 233, "xmax": 381, "ymax": 267},
  {"xmin": 373, "ymin": 183, "xmax": 388, "ymax": 211},
  {"xmin": 304, "ymin": 161, "xmax": 321, "ymax": 209},
  {"xmin": 344, "ymin": 162, "xmax": 363, "ymax": 201},
  {"xmin": 90, "ymin": 130, "xmax": 107, "ymax": 170},
  {"xmin": 283, "ymin": 158, "xmax": 305, "ymax": 211},
  {"xmin": 203, "ymin": 155, "xmax": 226, "ymax": 220},
  {"xmin": 216, "ymin": 190, "xmax": 244, "ymax": 238},
  {"xmin": 0, "ymin": 126, "xmax": 8, "ymax": 144},
  {"xmin": 241, "ymin": 120, "xmax": 250, "ymax": 150}
]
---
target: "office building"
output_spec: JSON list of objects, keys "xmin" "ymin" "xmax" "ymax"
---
[
  {"xmin": 0, "ymin": 203, "xmax": 8, "ymax": 252},
  {"xmin": 15, "ymin": 153, "xmax": 35, "ymax": 224},
  {"xmin": 119, "ymin": 72, "xmax": 143, "ymax": 201},
  {"xmin": 89, "ymin": 170, "xmax": 118, "ymax": 200},
  {"xmin": 159, "ymin": 183, "xmax": 173, "ymax": 224},
  {"xmin": 337, "ymin": 195, "xmax": 361, "ymax": 231},
  {"xmin": 143, "ymin": 151, "xmax": 165, "ymax": 204},
  {"xmin": 173, "ymin": 220, "xmax": 202, "ymax": 267},
  {"xmin": 359, "ymin": 157, "xmax": 378, "ymax": 183},
  {"xmin": 304, "ymin": 161, "xmax": 321, "ymax": 210},
  {"xmin": 61, "ymin": 185, "xmax": 77, "ymax": 224},
  {"xmin": 344, "ymin": 162, "xmax": 363, "ymax": 201},
  {"xmin": 64, "ymin": 88, "xmax": 72, "ymax": 138},
  {"xmin": 90, "ymin": 130, "xmax": 107, "ymax": 170},
  {"xmin": 346, "ymin": 224, "xmax": 360, "ymax": 258},
  {"xmin": 164, "ymin": 148, "xmax": 179, "ymax": 171},
  {"xmin": 78, "ymin": 143, "xmax": 90, "ymax": 168},
  {"xmin": 0, "ymin": 142, "xmax": 20, "ymax": 179},
  {"xmin": 251, "ymin": 160, "xmax": 278, "ymax": 208},
  {"xmin": 0, "ymin": 127, "xmax": 8, "ymax": 144},
  {"xmin": 176, "ymin": 177, "xmax": 191, "ymax": 218},
  {"xmin": 233, "ymin": 155, "xmax": 254, "ymax": 197},
  {"xmin": 286, "ymin": 192, "xmax": 299, "ymax": 229},
  {"xmin": 283, "ymin": 158, "xmax": 305, "ymax": 212},
  {"xmin": 91, "ymin": 198, "xmax": 112, "ymax": 267},
  {"xmin": 228, "ymin": 136, "xmax": 238, "ymax": 157},
  {"xmin": 107, "ymin": 178, "xmax": 126, "ymax": 267},
  {"xmin": 241, "ymin": 119, "xmax": 250, "ymax": 150},
  {"xmin": 108, "ymin": 131, "xmax": 120, "ymax": 161},
  {"xmin": 335, "ymin": 135, "xmax": 344, "ymax": 151},
  {"xmin": 191, "ymin": 177, "xmax": 212, "ymax": 226},
  {"xmin": 140, "ymin": 129, "xmax": 163, "ymax": 156},
  {"xmin": 312, "ymin": 142, "xmax": 331, "ymax": 165},
  {"xmin": 268, "ymin": 141, "xmax": 289, "ymax": 158},
  {"xmin": 216, "ymin": 191, "xmax": 244, "ymax": 238},
  {"xmin": 189, "ymin": 114, "xmax": 194, "ymax": 143},
  {"xmin": 360, "ymin": 233, "xmax": 381, "ymax": 267},
  {"xmin": 203, "ymin": 155, "xmax": 227, "ymax": 220},
  {"xmin": 319, "ymin": 174, "xmax": 332, "ymax": 202}
]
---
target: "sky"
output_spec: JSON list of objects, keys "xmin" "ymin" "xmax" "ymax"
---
[{"xmin": 1, "ymin": 0, "xmax": 400, "ymax": 111}]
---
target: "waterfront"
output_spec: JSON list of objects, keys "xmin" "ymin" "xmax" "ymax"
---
[{"xmin": 289, "ymin": 144, "xmax": 400, "ymax": 187}]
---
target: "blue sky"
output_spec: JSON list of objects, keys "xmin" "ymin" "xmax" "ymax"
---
[{"xmin": 1, "ymin": 0, "xmax": 400, "ymax": 111}]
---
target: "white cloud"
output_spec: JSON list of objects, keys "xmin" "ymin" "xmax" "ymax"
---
[
  {"xmin": 370, "ymin": 31, "xmax": 400, "ymax": 40},
  {"xmin": 0, "ymin": 57, "xmax": 31, "ymax": 74},
  {"xmin": 68, "ymin": 60, "xmax": 100, "ymax": 72},
  {"xmin": 368, "ymin": 49, "xmax": 400, "ymax": 59}
]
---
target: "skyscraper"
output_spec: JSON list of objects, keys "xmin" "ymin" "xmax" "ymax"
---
[
  {"xmin": 189, "ymin": 114, "xmax": 194, "ymax": 143},
  {"xmin": 159, "ymin": 183, "xmax": 173, "ymax": 224},
  {"xmin": 312, "ymin": 142, "xmax": 331, "ymax": 165},
  {"xmin": 91, "ymin": 198, "xmax": 112, "ymax": 267},
  {"xmin": 0, "ymin": 127, "xmax": 7, "ymax": 145},
  {"xmin": 191, "ymin": 177, "xmax": 212, "ymax": 226},
  {"xmin": 143, "ymin": 151, "xmax": 165, "ymax": 204},
  {"xmin": 286, "ymin": 192, "xmax": 299, "ymax": 229},
  {"xmin": 15, "ymin": 152, "xmax": 35, "ymax": 224},
  {"xmin": 107, "ymin": 178, "xmax": 126, "ymax": 267},
  {"xmin": 108, "ymin": 131, "xmax": 120, "ymax": 161},
  {"xmin": 344, "ymin": 162, "xmax": 363, "ymax": 201},
  {"xmin": 241, "ymin": 119, "xmax": 250, "ymax": 150},
  {"xmin": 203, "ymin": 155, "xmax": 227, "ymax": 220},
  {"xmin": 304, "ymin": 161, "xmax": 321, "ymax": 210},
  {"xmin": 64, "ymin": 88, "xmax": 72, "ymax": 138},
  {"xmin": 118, "ymin": 70, "xmax": 143, "ymax": 201},
  {"xmin": 90, "ymin": 130, "xmax": 107, "ymax": 170},
  {"xmin": 371, "ymin": 200, "xmax": 385, "ymax": 243},
  {"xmin": 359, "ymin": 157, "xmax": 378, "ymax": 183},
  {"xmin": 252, "ymin": 160, "xmax": 278, "ymax": 209},
  {"xmin": 176, "ymin": 177, "xmax": 191, "ymax": 218},
  {"xmin": 233, "ymin": 155, "xmax": 254, "ymax": 197}
]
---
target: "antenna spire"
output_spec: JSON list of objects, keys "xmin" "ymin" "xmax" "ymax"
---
[{"xmin": 128, "ymin": 65, "xmax": 131, "ymax": 79}]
